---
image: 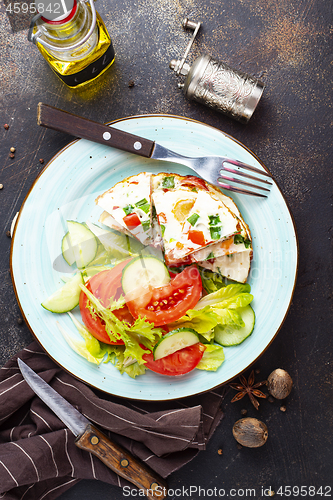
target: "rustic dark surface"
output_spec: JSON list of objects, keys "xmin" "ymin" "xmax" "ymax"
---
[{"xmin": 0, "ymin": 0, "xmax": 332, "ymax": 498}]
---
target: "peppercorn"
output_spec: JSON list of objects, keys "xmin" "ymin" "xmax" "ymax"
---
[
  {"xmin": 0, "ymin": 184, "xmax": 3, "ymax": 190},
  {"xmin": 39, "ymin": 158, "xmax": 44, "ymax": 164},
  {"xmin": 9, "ymin": 153, "xmax": 15, "ymax": 159},
  {"xmin": 17, "ymin": 317, "xmax": 23, "ymax": 325},
  {"xmin": 10, "ymin": 147, "xmax": 16, "ymax": 153},
  {"xmin": 6, "ymin": 230, "xmax": 11, "ymax": 238},
  {"xmin": 128, "ymin": 80, "xmax": 135, "ymax": 87},
  {"xmin": 217, "ymin": 448, "xmax": 223, "ymax": 455},
  {"xmin": 4, "ymin": 123, "xmax": 9, "ymax": 130}
]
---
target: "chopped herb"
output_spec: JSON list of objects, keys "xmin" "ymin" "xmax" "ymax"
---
[
  {"xmin": 234, "ymin": 234, "xmax": 244, "ymax": 244},
  {"xmin": 135, "ymin": 198, "xmax": 148, "ymax": 207},
  {"xmin": 160, "ymin": 224, "xmax": 165, "ymax": 237},
  {"xmin": 206, "ymin": 251, "xmax": 215, "ymax": 260},
  {"xmin": 209, "ymin": 215, "xmax": 221, "ymax": 226},
  {"xmin": 141, "ymin": 220, "xmax": 150, "ymax": 232},
  {"xmin": 162, "ymin": 176, "xmax": 175, "ymax": 189},
  {"xmin": 233, "ymin": 235, "xmax": 251, "ymax": 248},
  {"xmin": 210, "ymin": 226, "xmax": 222, "ymax": 240},
  {"xmin": 137, "ymin": 203, "xmax": 150, "ymax": 214},
  {"xmin": 187, "ymin": 213, "xmax": 200, "ymax": 226},
  {"xmin": 123, "ymin": 204, "xmax": 134, "ymax": 215},
  {"xmin": 191, "ymin": 187, "xmax": 198, "ymax": 192}
]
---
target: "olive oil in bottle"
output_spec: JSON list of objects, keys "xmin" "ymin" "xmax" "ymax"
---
[{"xmin": 29, "ymin": 0, "xmax": 115, "ymax": 87}]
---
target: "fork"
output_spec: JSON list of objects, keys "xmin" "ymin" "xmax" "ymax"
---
[{"xmin": 37, "ymin": 103, "xmax": 272, "ymax": 197}]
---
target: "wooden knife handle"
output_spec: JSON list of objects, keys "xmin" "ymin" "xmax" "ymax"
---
[
  {"xmin": 75, "ymin": 424, "xmax": 167, "ymax": 499},
  {"xmin": 37, "ymin": 102, "xmax": 155, "ymax": 158}
]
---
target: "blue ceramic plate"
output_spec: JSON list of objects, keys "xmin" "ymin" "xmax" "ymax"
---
[{"xmin": 10, "ymin": 115, "xmax": 298, "ymax": 400}]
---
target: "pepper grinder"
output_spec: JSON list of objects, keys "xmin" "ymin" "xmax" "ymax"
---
[{"xmin": 170, "ymin": 19, "xmax": 265, "ymax": 123}]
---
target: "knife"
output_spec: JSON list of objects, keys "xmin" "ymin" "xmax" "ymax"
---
[{"xmin": 17, "ymin": 358, "xmax": 167, "ymax": 499}]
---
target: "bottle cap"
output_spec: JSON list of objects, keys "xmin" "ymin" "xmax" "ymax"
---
[{"xmin": 40, "ymin": 0, "xmax": 76, "ymax": 23}]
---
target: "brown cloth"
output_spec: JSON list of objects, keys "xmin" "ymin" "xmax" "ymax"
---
[{"xmin": 0, "ymin": 341, "xmax": 225, "ymax": 500}]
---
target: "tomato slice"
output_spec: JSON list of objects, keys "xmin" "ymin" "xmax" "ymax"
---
[
  {"xmin": 126, "ymin": 265, "xmax": 202, "ymax": 326},
  {"xmin": 142, "ymin": 343, "xmax": 206, "ymax": 376},
  {"xmin": 79, "ymin": 260, "xmax": 133, "ymax": 345}
]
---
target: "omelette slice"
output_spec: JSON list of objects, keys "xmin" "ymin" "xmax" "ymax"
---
[
  {"xmin": 188, "ymin": 233, "xmax": 251, "ymax": 263},
  {"xmin": 96, "ymin": 172, "xmax": 153, "ymax": 245},
  {"xmin": 151, "ymin": 173, "xmax": 241, "ymax": 265},
  {"xmin": 99, "ymin": 211, "xmax": 133, "ymax": 237},
  {"xmin": 187, "ymin": 188, "xmax": 252, "ymax": 263},
  {"xmin": 198, "ymin": 249, "xmax": 252, "ymax": 283},
  {"xmin": 190, "ymin": 184, "xmax": 253, "ymax": 281}
]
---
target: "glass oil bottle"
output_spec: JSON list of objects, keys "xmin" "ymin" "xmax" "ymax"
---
[{"xmin": 28, "ymin": 0, "xmax": 115, "ymax": 87}]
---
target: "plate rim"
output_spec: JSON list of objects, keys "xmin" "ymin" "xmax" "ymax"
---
[{"xmin": 9, "ymin": 113, "xmax": 299, "ymax": 401}]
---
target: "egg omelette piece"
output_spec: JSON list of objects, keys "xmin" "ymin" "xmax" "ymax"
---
[
  {"xmin": 95, "ymin": 172, "xmax": 153, "ymax": 246},
  {"xmin": 151, "ymin": 173, "xmax": 241, "ymax": 266},
  {"xmin": 99, "ymin": 211, "xmax": 133, "ymax": 238},
  {"xmin": 198, "ymin": 249, "xmax": 252, "ymax": 284},
  {"xmin": 186, "ymin": 187, "xmax": 252, "ymax": 263}
]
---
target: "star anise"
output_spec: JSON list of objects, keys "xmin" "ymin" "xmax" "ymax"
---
[{"xmin": 230, "ymin": 370, "xmax": 267, "ymax": 410}]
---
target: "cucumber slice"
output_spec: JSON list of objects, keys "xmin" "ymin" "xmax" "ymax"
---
[
  {"xmin": 153, "ymin": 328, "xmax": 200, "ymax": 360},
  {"xmin": 214, "ymin": 305, "xmax": 255, "ymax": 346},
  {"xmin": 86, "ymin": 221, "xmax": 144, "ymax": 258},
  {"xmin": 67, "ymin": 221, "xmax": 98, "ymax": 269},
  {"xmin": 121, "ymin": 255, "xmax": 170, "ymax": 295},
  {"xmin": 41, "ymin": 272, "xmax": 84, "ymax": 313},
  {"xmin": 61, "ymin": 232, "xmax": 76, "ymax": 266}
]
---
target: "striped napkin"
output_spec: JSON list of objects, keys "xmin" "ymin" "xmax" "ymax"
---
[{"xmin": 0, "ymin": 342, "xmax": 225, "ymax": 500}]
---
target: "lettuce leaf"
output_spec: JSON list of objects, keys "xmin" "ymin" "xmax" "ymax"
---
[
  {"xmin": 67, "ymin": 312, "xmax": 103, "ymax": 357},
  {"xmin": 196, "ymin": 344, "xmax": 225, "ymax": 371},
  {"xmin": 57, "ymin": 318, "xmax": 106, "ymax": 365},
  {"xmin": 112, "ymin": 347, "xmax": 147, "ymax": 378},
  {"xmin": 194, "ymin": 283, "xmax": 252, "ymax": 310},
  {"xmin": 60, "ymin": 312, "xmax": 149, "ymax": 378},
  {"xmin": 80, "ymin": 284, "xmax": 163, "ymax": 365},
  {"xmin": 173, "ymin": 283, "xmax": 253, "ymax": 337},
  {"xmin": 198, "ymin": 268, "xmax": 227, "ymax": 294},
  {"xmin": 170, "ymin": 306, "xmax": 219, "ymax": 337}
]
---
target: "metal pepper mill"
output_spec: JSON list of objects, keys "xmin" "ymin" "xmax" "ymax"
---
[{"xmin": 170, "ymin": 19, "xmax": 265, "ymax": 123}]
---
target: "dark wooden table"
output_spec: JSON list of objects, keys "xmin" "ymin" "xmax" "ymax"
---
[{"xmin": 1, "ymin": 0, "xmax": 332, "ymax": 498}]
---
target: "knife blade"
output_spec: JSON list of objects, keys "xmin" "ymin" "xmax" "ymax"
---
[{"xmin": 17, "ymin": 358, "xmax": 167, "ymax": 499}]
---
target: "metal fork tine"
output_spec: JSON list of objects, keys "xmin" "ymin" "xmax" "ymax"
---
[
  {"xmin": 222, "ymin": 159, "xmax": 272, "ymax": 178},
  {"xmin": 221, "ymin": 164, "xmax": 273, "ymax": 185},
  {"xmin": 218, "ymin": 173, "xmax": 271, "ymax": 192},
  {"xmin": 217, "ymin": 182, "xmax": 268, "ymax": 198}
]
